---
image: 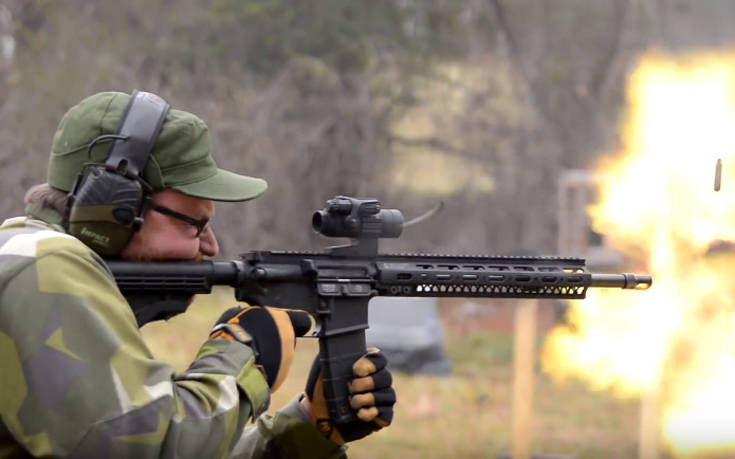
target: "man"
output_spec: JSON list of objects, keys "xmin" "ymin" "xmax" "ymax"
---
[{"xmin": 0, "ymin": 91, "xmax": 396, "ymax": 458}]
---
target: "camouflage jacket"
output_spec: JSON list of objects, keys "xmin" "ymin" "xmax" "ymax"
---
[{"xmin": 0, "ymin": 207, "xmax": 346, "ymax": 459}]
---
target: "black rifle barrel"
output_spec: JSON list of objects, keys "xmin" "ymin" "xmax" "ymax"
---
[{"xmin": 589, "ymin": 273, "xmax": 652, "ymax": 290}]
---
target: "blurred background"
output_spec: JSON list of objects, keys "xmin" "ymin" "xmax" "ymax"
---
[{"xmin": 5, "ymin": 1, "xmax": 735, "ymax": 458}]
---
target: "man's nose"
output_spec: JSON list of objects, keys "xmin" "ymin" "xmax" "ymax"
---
[{"xmin": 199, "ymin": 226, "xmax": 219, "ymax": 257}]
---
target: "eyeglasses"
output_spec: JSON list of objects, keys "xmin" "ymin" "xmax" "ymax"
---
[{"xmin": 148, "ymin": 202, "xmax": 210, "ymax": 237}]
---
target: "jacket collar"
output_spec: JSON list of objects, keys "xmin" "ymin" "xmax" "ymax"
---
[{"xmin": 23, "ymin": 202, "xmax": 67, "ymax": 232}]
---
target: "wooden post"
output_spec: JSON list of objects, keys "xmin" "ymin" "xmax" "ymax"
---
[
  {"xmin": 512, "ymin": 299, "xmax": 538, "ymax": 459},
  {"xmin": 639, "ymin": 387, "xmax": 660, "ymax": 459}
]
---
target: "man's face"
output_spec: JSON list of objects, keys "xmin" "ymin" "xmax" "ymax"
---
[{"xmin": 120, "ymin": 189, "xmax": 219, "ymax": 261}]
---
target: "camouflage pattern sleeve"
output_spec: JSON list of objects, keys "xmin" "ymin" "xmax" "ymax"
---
[
  {"xmin": 230, "ymin": 396, "xmax": 347, "ymax": 459},
  {"xmin": 0, "ymin": 222, "xmax": 270, "ymax": 458}
]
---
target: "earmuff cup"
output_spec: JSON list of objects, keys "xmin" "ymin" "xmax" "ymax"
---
[{"xmin": 67, "ymin": 167, "xmax": 147, "ymax": 256}]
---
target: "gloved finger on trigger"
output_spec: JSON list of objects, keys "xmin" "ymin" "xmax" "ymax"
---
[
  {"xmin": 284, "ymin": 310, "xmax": 314, "ymax": 337},
  {"xmin": 349, "ymin": 368, "xmax": 392, "ymax": 393},
  {"xmin": 352, "ymin": 348, "xmax": 388, "ymax": 377}
]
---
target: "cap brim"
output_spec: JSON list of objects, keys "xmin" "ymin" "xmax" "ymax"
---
[{"xmin": 172, "ymin": 168, "xmax": 268, "ymax": 202}]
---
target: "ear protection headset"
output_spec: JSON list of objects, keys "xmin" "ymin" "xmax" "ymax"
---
[{"xmin": 66, "ymin": 91, "xmax": 171, "ymax": 257}]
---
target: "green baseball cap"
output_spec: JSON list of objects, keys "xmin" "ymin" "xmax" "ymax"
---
[{"xmin": 48, "ymin": 91, "xmax": 267, "ymax": 202}]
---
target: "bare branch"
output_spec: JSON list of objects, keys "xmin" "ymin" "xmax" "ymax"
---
[
  {"xmin": 588, "ymin": 0, "xmax": 631, "ymax": 100},
  {"xmin": 488, "ymin": 0, "xmax": 548, "ymax": 121}
]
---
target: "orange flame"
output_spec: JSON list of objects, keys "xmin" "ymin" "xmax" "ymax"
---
[{"xmin": 542, "ymin": 53, "xmax": 735, "ymax": 457}]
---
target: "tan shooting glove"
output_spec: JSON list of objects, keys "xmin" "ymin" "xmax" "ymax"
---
[
  {"xmin": 305, "ymin": 347, "xmax": 396, "ymax": 445},
  {"xmin": 210, "ymin": 306, "xmax": 312, "ymax": 392}
]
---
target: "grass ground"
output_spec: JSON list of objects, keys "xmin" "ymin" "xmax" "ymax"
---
[{"xmin": 141, "ymin": 288, "xmax": 640, "ymax": 459}]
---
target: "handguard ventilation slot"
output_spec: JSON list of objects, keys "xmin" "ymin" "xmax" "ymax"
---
[{"xmin": 381, "ymin": 282, "xmax": 587, "ymax": 298}]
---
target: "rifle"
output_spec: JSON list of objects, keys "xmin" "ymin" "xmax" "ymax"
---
[{"xmin": 107, "ymin": 196, "xmax": 652, "ymax": 427}]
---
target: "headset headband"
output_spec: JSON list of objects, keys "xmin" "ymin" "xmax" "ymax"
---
[{"xmin": 105, "ymin": 90, "xmax": 170, "ymax": 178}]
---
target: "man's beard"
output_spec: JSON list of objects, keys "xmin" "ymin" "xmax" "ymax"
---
[{"xmin": 125, "ymin": 247, "xmax": 205, "ymax": 263}]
